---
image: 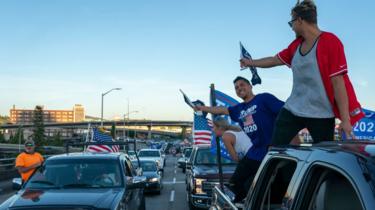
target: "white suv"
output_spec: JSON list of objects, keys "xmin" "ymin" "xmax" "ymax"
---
[{"xmin": 138, "ymin": 149, "xmax": 165, "ymax": 171}]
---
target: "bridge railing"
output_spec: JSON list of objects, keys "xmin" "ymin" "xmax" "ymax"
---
[{"xmin": 0, "ymin": 157, "xmax": 18, "ymax": 180}]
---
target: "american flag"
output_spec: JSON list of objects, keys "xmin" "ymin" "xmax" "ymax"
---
[
  {"xmin": 86, "ymin": 128, "xmax": 120, "ymax": 153},
  {"xmin": 193, "ymin": 114, "xmax": 212, "ymax": 145}
]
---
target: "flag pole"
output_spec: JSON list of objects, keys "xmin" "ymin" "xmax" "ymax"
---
[
  {"xmin": 84, "ymin": 123, "xmax": 91, "ymax": 151},
  {"xmin": 210, "ymin": 83, "xmax": 224, "ymax": 191}
]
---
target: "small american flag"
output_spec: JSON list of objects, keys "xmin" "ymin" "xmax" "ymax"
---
[
  {"xmin": 86, "ymin": 128, "xmax": 120, "ymax": 153},
  {"xmin": 193, "ymin": 114, "xmax": 212, "ymax": 145}
]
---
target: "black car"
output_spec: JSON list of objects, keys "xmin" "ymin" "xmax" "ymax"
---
[
  {"xmin": 136, "ymin": 160, "xmax": 163, "ymax": 194},
  {"xmin": 186, "ymin": 146, "xmax": 236, "ymax": 209},
  {"xmin": 177, "ymin": 147, "xmax": 193, "ymax": 173},
  {"xmin": 0, "ymin": 152, "xmax": 146, "ymax": 210}
]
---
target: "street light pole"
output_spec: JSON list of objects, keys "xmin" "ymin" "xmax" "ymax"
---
[
  {"xmin": 123, "ymin": 110, "xmax": 139, "ymax": 139},
  {"xmin": 100, "ymin": 88, "xmax": 121, "ymax": 126}
]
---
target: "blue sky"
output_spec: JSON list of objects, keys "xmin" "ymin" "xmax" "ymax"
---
[{"xmin": 0, "ymin": 0, "xmax": 374, "ymax": 121}]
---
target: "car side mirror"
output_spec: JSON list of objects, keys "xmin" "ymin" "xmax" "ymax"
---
[
  {"xmin": 127, "ymin": 176, "xmax": 146, "ymax": 190},
  {"xmin": 12, "ymin": 178, "xmax": 22, "ymax": 190},
  {"xmin": 186, "ymin": 162, "xmax": 192, "ymax": 170}
]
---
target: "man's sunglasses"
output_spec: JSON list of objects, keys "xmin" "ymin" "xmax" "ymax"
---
[
  {"xmin": 25, "ymin": 144, "xmax": 34, "ymax": 147},
  {"xmin": 288, "ymin": 18, "xmax": 297, "ymax": 27}
]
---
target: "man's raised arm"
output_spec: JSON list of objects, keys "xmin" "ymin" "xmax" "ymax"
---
[
  {"xmin": 240, "ymin": 55, "xmax": 283, "ymax": 69},
  {"xmin": 194, "ymin": 105, "xmax": 229, "ymax": 115}
]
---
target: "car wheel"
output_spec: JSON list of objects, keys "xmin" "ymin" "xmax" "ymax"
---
[{"xmin": 182, "ymin": 168, "xmax": 186, "ymax": 173}]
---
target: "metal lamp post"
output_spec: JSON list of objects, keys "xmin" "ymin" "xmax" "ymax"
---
[
  {"xmin": 123, "ymin": 110, "xmax": 139, "ymax": 139},
  {"xmin": 101, "ymin": 88, "xmax": 121, "ymax": 126}
]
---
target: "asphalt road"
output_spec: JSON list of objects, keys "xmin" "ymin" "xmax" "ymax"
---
[
  {"xmin": 145, "ymin": 155, "xmax": 189, "ymax": 210},
  {"xmin": 0, "ymin": 154, "xmax": 190, "ymax": 210}
]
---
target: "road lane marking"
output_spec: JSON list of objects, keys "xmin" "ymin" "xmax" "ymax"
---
[
  {"xmin": 163, "ymin": 181, "xmax": 184, "ymax": 185},
  {"xmin": 174, "ymin": 170, "xmax": 176, "ymax": 174},
  {"xmin": 173, "ymin": 178, "xmax": 176, "ymax": 184},
  {"xmin": 170, "ymin": 190, "xmax": 175, "ymax": 202}
]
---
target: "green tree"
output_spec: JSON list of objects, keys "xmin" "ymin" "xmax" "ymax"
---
[
  {"xmin": 52, "ymin": 131, "xmax": 63, "ymax": 146},
  {"xmin": 32, "ymin": 105, "xmax": 46, "ymax": 147},
  {"xmin": 10, "ymin": 127, "xmax": 24, "ymax": 144},
  {"xmin": 111, "ymin": 123, "xmax": 116, "ymax": 139}
]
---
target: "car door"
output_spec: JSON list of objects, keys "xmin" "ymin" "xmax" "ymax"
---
[{"xmin": 123, "ymin": 157, "xmax": 143, "ymax": 210}]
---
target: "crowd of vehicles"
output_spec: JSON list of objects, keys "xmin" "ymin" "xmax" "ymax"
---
[
  {"xmin": 0, "ymin": 140, "xmax": 172, "ymax": 210},
  {"xmin": 3, "ymin": 139, "xmax": 375, "ymax": 210}
]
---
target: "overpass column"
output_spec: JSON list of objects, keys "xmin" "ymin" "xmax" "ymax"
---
[
  {"xmin": 147, "ymin": 125, "xmax": 152, "ymax": 139},
  {"xmin": 181, "ymin": 126, "xmax": 188, "ymax": 139}
]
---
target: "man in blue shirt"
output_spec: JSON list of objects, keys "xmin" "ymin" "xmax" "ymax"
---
[{"xmin": 195, "ymin": 76, "xmax": 284, "ymax": 202}]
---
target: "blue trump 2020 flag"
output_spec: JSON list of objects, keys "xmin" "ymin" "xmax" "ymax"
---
[
  {"xmin": 353, "ymin": 108, "xmax": 375, "ymax": 140},
  {"xmin": 210, "ymin": 90, "xmax": 240, "ymax": 160},
  {"xmin": 240, "ymin": 42, "xmax": 261, "ymax": 86}
]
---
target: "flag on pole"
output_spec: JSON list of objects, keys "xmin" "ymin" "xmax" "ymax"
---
[
  {"xmin": 210, "ymin": 88, "xmax": 240, "ymax": 160},
  {"xmin": 180, "ymin": 89, "xmax": 196, "ymax": 109},
  {"xmin": 193, "ymin": 114, "xmax": 212, "ymax": 145},
  {"xmin": 240, "ymin": 42, "xmax": 261, "ymax": 86},
  {"xmin": 86, "ymin": 128, "xmax": 120, "ymax": 152}
]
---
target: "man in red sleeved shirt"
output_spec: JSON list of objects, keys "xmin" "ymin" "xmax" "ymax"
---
[{"xmin": 240, "ymin": 0, "xmax": 364, "ymax": 145}]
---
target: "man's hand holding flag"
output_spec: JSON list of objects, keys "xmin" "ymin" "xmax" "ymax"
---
[{"xmin": 239, "ymin": 42, "xmax": 261, "ymax": 86}]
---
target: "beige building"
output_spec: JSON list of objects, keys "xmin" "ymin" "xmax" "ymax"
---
[{"xmin": 10, "ymin": 104, "xmax": 85, "ymax": 124}]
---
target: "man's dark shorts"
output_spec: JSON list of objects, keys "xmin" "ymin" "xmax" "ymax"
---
[{"xmin": 272, "ymin": 108, "xmax": 335, "ymax": 145}]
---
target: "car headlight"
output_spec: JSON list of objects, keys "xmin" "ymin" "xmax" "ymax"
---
[
  {"xmin": 194, "ymin": 178, "xmax": 206, "ymax": 194},
  {"xmin": 149, "ymin": 177, "xmax": 159, "ymax": 182},
  {"xmin": 155, "ymin": 160, "xmax": 160, "ymax": 166}
]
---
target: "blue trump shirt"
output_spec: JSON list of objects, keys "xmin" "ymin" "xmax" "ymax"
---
[{"xmin": 228, "ymin": 93, "xmax": 284, "ymax": 161}]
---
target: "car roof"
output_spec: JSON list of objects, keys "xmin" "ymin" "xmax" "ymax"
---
[
  {"xmin": 139, "ymin": 149, "xmax": 160, "ymax": 151},
  {"xmin": 271, "ymin": 141, "xmax": 375, "ymax": 162},
  {"xmin": 46, "ymin": 152, "xmax": 123, "ymax": 161}
]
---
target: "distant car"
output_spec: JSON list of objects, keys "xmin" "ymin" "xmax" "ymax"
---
[
  {"xmin": 177, "ymin": 147, "xmax": 193, "ymax": 173},
  {"xmin": 0, "ymin": 153, "xmax": 146, "ymax": 210},
  {"xmin": 127, "ymin": 150, "xmax": 137, "ymax": 160},
  {"xmin": 138, "ymin": 149, "xmax": 165, "ymax": 171},
  {"xmin": 137, "ymin": 160, "xmax": 163, "ymax": 194}
]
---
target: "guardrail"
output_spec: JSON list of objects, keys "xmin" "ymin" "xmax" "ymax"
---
[{"xmin": 0, "ymin": 158, "xmax": 18, "ymax": 181}]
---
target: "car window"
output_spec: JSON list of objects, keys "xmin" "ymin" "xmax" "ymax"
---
[
  {"xmin": 138, "ymin": 150, "xmax": 160, "ymax": 157},
  {"xmin": 296, "ymin": 166, "xmax": 363, "ymax": 210},
  {"xmin": 140, "ymin": 161, "xmax": 157, "ymax": 172},
  {"xmin": 184, "ymin": 148, "xmax": 192, "ymax": 158},
  {"xmin": 26, "ymin": 158, "xmax": 123, "ymax": 189},
  {"xmin": 124, "ymin": 158, "xmax": 136, "ymax": 177},
  {"xmin": 194, "ymin": 149, "xmax": 236, "ymax": 165},
  {"xmin": 247, "ymin": 158, "xmax": 297, "ymax": 210}
]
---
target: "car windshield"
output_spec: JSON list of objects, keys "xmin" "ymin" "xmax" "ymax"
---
[
  {"xmin": 195, "ymin": 149, "xmax": 236, "ymax": 165},
  {"xmin": 25, "ymin": 158, "xmax": 123, "ymax": 189},
  {"xmin": 138, "ymin": 150, "xmax": 160, "ymax": 157},
  {"xmin": 184, "ymin": 148, "xmax": 192, "ymax": 158},
  {"xmin": 140, "ymin": 161, "xmax": 157, "ymax": 172}
]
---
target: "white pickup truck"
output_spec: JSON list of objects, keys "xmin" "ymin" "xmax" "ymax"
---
[{"xmin": 138, "ymin": 149, "xmax": 165, "ymax": 171}]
